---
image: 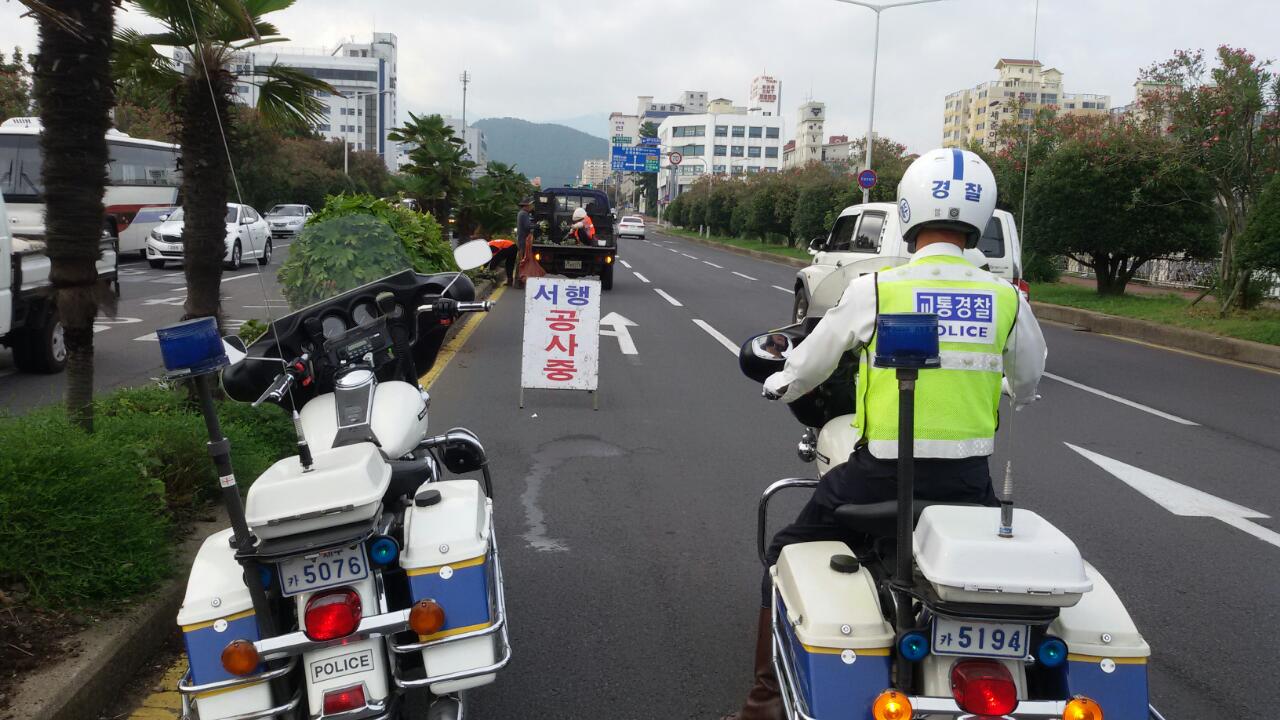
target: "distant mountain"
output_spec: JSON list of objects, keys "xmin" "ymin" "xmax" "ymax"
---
[
  {"xmin": 547, "ymin": 112, "xmax": 612, "ymax": 138},
  {"xmin": 474, "ymin": 117, "xmax": 609, "ymax": 188}
]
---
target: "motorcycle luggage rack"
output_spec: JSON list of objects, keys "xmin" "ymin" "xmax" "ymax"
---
[{"xmin": 237, "ymin": 513, "xmax": 379, "ymax": 562}]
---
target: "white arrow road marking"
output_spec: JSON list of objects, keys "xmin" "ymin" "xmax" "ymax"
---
[
  {"xmin": 619, "ymin": 259, "xmax": 632, "ymax": 269},
  {"xmin": 654, "ymin": 289, "xmax": 683, "ymax": 307},
  {"xmin": 633, "ymin": 272, "xmax": 650, "ymax": 284},
  {"xmin": 599, "ymin": 312, "xmax": 638, "ymax": 355},
  {"xmin": 93, "ymin": 316, "xmax": 143, "ymax": 333},
  {"xmin": 1065, "ymin": 443, "xmax": 1280, "ymax": 549},
  {"xmin": 1045, "ymin": 372, "xmax": 1198, "ymax": 426},
  {"xmin": 693, "ymin": 319, "xmax": 739, "ymax": 354},
  {"xmin": 142, "ymin": 295, "xmax": 186, "ymax": 306},
  {"xmin": 732, "ymin": 271, "xmax": 758, "ymax": 281},
  {"xmin": 772, "ymin": 285, "xmax": 793, "ymax": 294},
  {"xmin": 703, "ymin": 261, "xmax": 724, "ymax": 269}
]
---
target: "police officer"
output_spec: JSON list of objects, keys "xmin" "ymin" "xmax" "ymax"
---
[{"xmin": 722, "ymin": 148, "xmax": 1046, "ymax": 720}]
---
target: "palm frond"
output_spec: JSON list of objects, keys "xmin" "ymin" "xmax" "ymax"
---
[
  {"xmin": 12, "ymin": 0, "xmax": 93, "ymax": 39},
  {"xmin": 249, "ymin": 63, "xmax": 335, "ymax": 129},
  {"xmin": 113, "ymin": 27, "xmax": 184, "ymax": 95}
]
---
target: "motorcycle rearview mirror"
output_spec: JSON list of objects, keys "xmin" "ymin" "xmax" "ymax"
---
[
  {"xmin": 222, "ymin": 335, "xmax": 248, "ymax": 365},
  {"xmin": 751, "ymin": 333, "xmax": 793, "ymax": 360},
  {"xmin": 453, "ymin": 239, "xmax": 493, "ymax": 272}
]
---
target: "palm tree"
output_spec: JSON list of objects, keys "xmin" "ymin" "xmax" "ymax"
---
[
  {"xmin": 25, "ymin": 0, "xmax": 115, "ymax": 431},
  {"xmin": 389, "ymin": 113, "xmax": 476, "ymax": 225},
  {"xmin": 113, "ymin": 0, "xmax": 332, "ymax": 330}
]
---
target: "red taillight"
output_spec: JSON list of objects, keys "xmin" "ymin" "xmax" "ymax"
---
[
  {"xmin": 304, "ymin": 588, "xmax": 362, "ymax": 641},
  {"xmin": 951, "ymin": 659, "xmax": 1017, "ymax": 717},
  {"xmin": 322, "ymin": 683, "xmax": 367, "ymax": 714},
  {"xmin": 1016, "ymin": 278, "xmax": 1030, "ymax": 300}
]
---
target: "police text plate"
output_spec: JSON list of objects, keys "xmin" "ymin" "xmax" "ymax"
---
[
  {"xmin": 278, "ymin": 545, "xmax": 367, "ymax": 597},
  {"xmin": 931, "ymin": 618, "xmax": 1028, "ymax": 659}
]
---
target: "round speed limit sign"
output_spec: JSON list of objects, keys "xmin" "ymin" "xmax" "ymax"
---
[{"xmin": 668, "ymin": 151, "xmax": 684, "ymax": 166}]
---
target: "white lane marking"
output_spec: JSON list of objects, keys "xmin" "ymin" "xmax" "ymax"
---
[
  {"xmin": 732, "ymin": 271, "xmax": 758, "ymax": 281},
  {"xmin": 667, "ymin": 248, "xmax": 679, "ymax": 253},
  {"xmin": 93, "ymin": 316, "xmax": 143, "ymax": 333},
  {"xmin": 633, "ymin": 272, "xmax": 650, "ymax": 284},
  {"xmin": 703, "ymin": 261, "xmax": 724, "ymax": 269},
  {"xmin": 619, "ymin": 259, "xmax": 632, "ymax": 269},
  {"xmin": 654, "ymin": 289, "xmax": 683, "ymax": 307},
  {"xmin": 693, "ymin": 319, "xmax": 739, "ymax": 354},
  {"xmin": 681, "ymin": 253, "xmax": 697, "ymax": 259},
  {"xmin": 1065, "ymin": 443, "xmax": 1280, "ymax": 549},
  {"xmin": 223, "ymin": 273, "xmax": 258, "ymax": 282},
  {"xmin": 142, "ymin": 295, "xmax": 186, "ymax": 307},
  {"xmin": 772, "ymin": 285, "xmax": 793, "ymax": 294},
  {"xmin": 1045, "ymin": 372, "xmax": 1198, "ymax": 426},
  {"xmin": 599, "ymin": 312, "xmax": 638, "ymax": 355}
]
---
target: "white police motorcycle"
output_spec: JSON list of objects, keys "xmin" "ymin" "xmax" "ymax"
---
[
  {"xmin": 739, "ymin": 314, "xmax": 1162, "ymax": 720},
  {"xmin": 156, "ymin": 215, "xmax": 509, "ymax": 720}
]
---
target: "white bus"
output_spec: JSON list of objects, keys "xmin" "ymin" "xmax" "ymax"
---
[{"xmin": 0, "ymin": 116, "xmax": 181, "ymax": 247}]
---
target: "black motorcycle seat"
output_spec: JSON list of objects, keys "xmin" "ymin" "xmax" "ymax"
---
[
  {"xmin": 385, "ymin": 455, "xmax": 434, "ymax": 505},
  {"xmin": 834, "ymin": 500, "xmax": 983, "ymax": 538}
]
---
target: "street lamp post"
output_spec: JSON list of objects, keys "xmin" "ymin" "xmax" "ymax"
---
[
  {"xmin": 831, "ymin": 0, "xmax": 949, "ymax": 202},
  {"xmin": 343, "ymin": 88, "xmax": 396, "ymax": 175}
]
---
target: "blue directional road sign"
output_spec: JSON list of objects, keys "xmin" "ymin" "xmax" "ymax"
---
[
  {"xmin": 612, "ymin": 145, "xmax": 661, "ymax": 174},
  {"xmin": 858, "ymin": 169, "xmax": 878, "ymax": 190},
  {"xmin": 639, "ymin": 136, "xmax": 661, "ymax": 147}
]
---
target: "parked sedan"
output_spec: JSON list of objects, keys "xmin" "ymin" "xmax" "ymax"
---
[
  {"xmin": 617, "ymin": 215, "xmax": 646, "ymax": 239},
  {"xmin": 145, "ymin": 203, "xmax": 272, "ymax": 269},
  {"xmin": 265, "ymin": 203, "xmax": 312, "ymax": 239}
]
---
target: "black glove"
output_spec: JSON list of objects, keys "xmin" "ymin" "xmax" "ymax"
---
[{"xmin": 432, "ymin": 297, "xmax": 459, "ymax": 323}]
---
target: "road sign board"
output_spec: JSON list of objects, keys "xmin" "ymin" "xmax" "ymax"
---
[
  {"xmin": 857, "ymin": 169, "xmax": 878, "ymax": 190},
  {"xmin": 521, "ymin": 277, "xmax": 601, "ymax": 393},
  {"xmin": 611, "ymin": 145, "xmax": 660, "ymax": 173},
  {"xmin": 639, "ymin": 136, "xmax": 661, "ymax": 147},
  {"xmin": 668, "ymin": 151, "xmax": 684, "ymax": 166},
  {"xmin": 612, "ymin": 135, "xmax": 632, "ymax": 146}
]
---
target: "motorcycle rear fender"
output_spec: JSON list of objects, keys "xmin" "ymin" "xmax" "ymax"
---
[
  {"xmin": 294, "ymin": 575, "xmax": 391, "ymax": 713},
  {"xmin": 815, "ymin": 413, "xmax": 858, "ymax": 477}
]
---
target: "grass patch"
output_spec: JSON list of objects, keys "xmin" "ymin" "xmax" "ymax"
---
[
  {"xmin": 0, "ymin": 385, "xmax": 294, "ymax": 610},
  {"xmin": 664, "ymin": 227, "xmax": 811, "ymax": 261},
  {"xmin": 1033, "ymin": 282, "xmax": 1280, "ymax": 346}
]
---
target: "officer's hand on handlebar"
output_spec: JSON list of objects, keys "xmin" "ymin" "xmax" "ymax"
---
[{"xmin": 431, "ymin": 297, "xmax": 459, "ymax": 323}]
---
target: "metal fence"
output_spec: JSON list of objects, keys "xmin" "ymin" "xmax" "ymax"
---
[{"xmin": 1059, "ymin": 256, "xmax": 1280, "ymax": 299}]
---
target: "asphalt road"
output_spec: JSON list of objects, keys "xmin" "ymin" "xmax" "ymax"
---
[
  {"xmin": 416, "ymin": 227, "xmax": 1279, "ymax": 719},
  {"xmin": 0, "ymin": 245, "xmax": 293, "ymax": 412}
]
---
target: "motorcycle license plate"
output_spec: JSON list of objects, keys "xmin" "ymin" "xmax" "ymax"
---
[
  {"xmin": 563, "ymin": 260, "xmax": 583, "ymax": 270},
  {"xmin": 931, "ymin": 618, "xmax": 1029, "ymax": 659},
  {"xmin": 277, "ymin": 546, "xmax": 368, "ymax": 597}
]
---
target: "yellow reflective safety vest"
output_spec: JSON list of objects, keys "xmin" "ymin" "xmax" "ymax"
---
[{"xmin": 854, "ymin": 254, "xmax": 1019, "ymax": 459}]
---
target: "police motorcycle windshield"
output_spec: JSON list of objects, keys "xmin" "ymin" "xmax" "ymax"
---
[{"xmin": 222, "ymin": 212, "xmax": 476, "ymax": 404}]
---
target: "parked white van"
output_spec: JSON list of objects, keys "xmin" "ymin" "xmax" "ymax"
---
[{"xmin": 792, "ymin": 202, "xmax": 1026, "ymax": 322}]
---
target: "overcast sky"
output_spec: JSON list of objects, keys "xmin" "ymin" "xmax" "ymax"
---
[{"xmin": 2, "ymin": 0, "xmax": 1277, "ymax": 153}]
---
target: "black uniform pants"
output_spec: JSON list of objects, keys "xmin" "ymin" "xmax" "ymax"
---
[
  {"xmin": 760, "ymin": 446, "xmax": 998, "ymax": 607},
  {"xmin": 489, "ymin": 245, "xmax": 517, "ymax": 283}
]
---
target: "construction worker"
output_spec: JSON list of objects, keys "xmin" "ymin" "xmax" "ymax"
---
[
  {"xmin": 722, "ymin": 148, "xmax": 1047, "ymax": 720},
  {"xmin": 568, "ymin": 206, "xmax": 596, "ymax": 244}
]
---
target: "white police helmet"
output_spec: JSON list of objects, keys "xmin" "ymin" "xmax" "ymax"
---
[
  {"xmin": 896, "ymin": 148, "xmax": 997, "ymax": 251},
  {"xmin": 572, "ymin": 207, "xmax": 588, "ymax": 221}
]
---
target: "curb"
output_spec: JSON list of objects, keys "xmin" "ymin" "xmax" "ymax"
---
[
  {"xmin": 1032, "ymin": 301, "xmax": 1280, "ymax": 371},
  {"xmin": 10, "ymin": 510, "xmax": 226, "ymax": 720},
  {"xmin": 657, "ymin": 229, "xmax": 808, "ymax": 269}
]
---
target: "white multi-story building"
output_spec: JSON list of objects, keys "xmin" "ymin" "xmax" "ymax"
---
[
  {"xmin": 749, "ymin": 75, "xmax": 782, "ymax": 117},
  {"xmin": 443, "ymin": 117, "xmax": 487, "ymax": 176},
  {"xmin": 190, "ymin": 33, "xmax": 399, "ymax": 170},
  {"xmin": 785, "ymin": 101, "xmax": 826, "ymax": 168},
  {"xmin": 580, "ymin": 159, "xmax": 610, "ymax": 187},
  {"xmin": 655, "ymin": 110, "xmax": 785, "ymax": 200}
]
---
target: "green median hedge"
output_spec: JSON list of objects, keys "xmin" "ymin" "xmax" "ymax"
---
[{"xmin": 0, "ymin": 385, "xmax": 295, "ymax": 610}]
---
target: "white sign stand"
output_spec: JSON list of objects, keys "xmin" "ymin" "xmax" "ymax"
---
[{"xmin": 520, "ymin": 277, "xmax": 602, "ymax": 410}]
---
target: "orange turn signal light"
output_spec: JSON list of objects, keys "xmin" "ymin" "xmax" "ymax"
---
[
  {"xmin": 534, "ymin": 252, "xmax": 542, "ymax": 261},
  {"xmin": 1063, "ymin": 697, "xmax": 1103, "ymax": 720},
  {"xmin": 872, "ymin": 690, "xmax": 912, "ymax": 720},
  {"xmin": 605, "ymin": 255, "xmax": 614, "ymax": 264},
  {"xmin": 409, "ymin": 599, "xmax": 446, "ymax": 636},
  {"xmin": 220, "ymin": 639, "xmax": 261, "ymax": 676}
]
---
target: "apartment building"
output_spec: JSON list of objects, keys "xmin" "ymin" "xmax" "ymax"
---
[
  {"xmin": 942, "ymin": 59, "xmax": 1111, "ymax": 150},
  {"xmin": 190, "ymin": 33, "xmax": 400, "ymax": 170},
  {"xmin": 655, "ymin": 110, "xmax": 785, "ymax": 200},
  {"xmin": 580, "ymin": 159, "xmax": 610, "ymax": 187}
]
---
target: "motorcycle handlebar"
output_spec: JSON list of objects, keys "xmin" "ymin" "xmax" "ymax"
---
[
  {"xmin": 417, "ymin": 301, "xmax": 493, "ymax": 316},
  {"xmin": 252, "ymin": 353, "xmax": 309, "ymax": 407}
]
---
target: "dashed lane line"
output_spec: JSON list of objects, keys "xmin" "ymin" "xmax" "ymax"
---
[
  {"xmin": 1044, "ymin": 372, "xmax": 1199, "ymax": 426},
  {"xmin": 681, "ymin": 253, "xmax": 697, "ymax": 259},
  {"xmin": 619, "ymin": 259, "xmax": 632, "ymax": 269},
  {"xmin": 693, "ymin": 319, "xmax": 739, "ymax": 354},
  {"xmin": 732, "ymin": 271, "xmax": 758, "ymax": 281},
  {"xmin": 772, "ymin": 285, "xmax": 793, "ymax": 294},
  {"xmin": 633, "ymin": 272, "xmax": 651, "ymax": 284},
  {"xmin": 654, "ymin": 289, "xmax": 683, "ymax": 307},
  {"xmin": 703, "ymin": 261, "xmax": 724, "ymax": 269},
  {"xmin": 667, "ymin": 248, "xmax": 679, "ymax": 253}
]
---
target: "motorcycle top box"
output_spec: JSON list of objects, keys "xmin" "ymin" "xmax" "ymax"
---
[
  {"xmin": 913, "ymin": 505, "xmax": 1093, "ymax": 607},
  {"xmin": 244, "ymin": 443, "xmax": 391, "ymax": 540}
]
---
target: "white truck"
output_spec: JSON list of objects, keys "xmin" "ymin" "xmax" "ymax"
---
[
  {"xmin": 792, "ymin": 202, "xmax": 1026, "ymax": 322},
  {"xmin": 1, "ymin": 191, "xmax": 119, "ymax": 373}
]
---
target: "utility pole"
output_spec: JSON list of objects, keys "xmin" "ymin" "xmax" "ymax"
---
[{"xmin": 459, "ymin": 70, "xmax": 471, "ymax": 158}]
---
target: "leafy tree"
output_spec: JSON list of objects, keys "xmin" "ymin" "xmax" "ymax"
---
[
  {"xmin": 457, "ymin": 161, "xmax": 532, "ymax": 238},
  {"xmin": 848, "ymin": 135, "xmax": 912, "ymax": 204},
  {"xmin": 388, "ymin": 112, "xmax": 475, "ymax": 225},
  {"xmin": 1140, "ymin": 46, "xmax": 1280, "ymax": 310},
  {"xmin": 27, "ymin": 2, "xmax": 115, "ymax": 430},
  {"xmin": 1239, "ymin": 170, "xmax": 1280, "ymax": 277},
  {"xmin": 114, "ymin": 0, "xmax": 333, "ymax": 331},
  {"xmin": 790, "ymin": 165, "xmax": 845, "ymax": 245},
  {"xmin": 0, "ymin": 47, "xmax": 33, "ymax": 122},
  {"xmin": 1028, "ymin": 121, "xmax": 1218, "ymax": 295}
]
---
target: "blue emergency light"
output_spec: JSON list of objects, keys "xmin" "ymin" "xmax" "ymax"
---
[
  {"xmin": 156, "ymin": 317, "xmax": 228, "ymax": 377},
  {"xmin": 874, "ymin": 313, "xmax": 941, "ymax": 370}
]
